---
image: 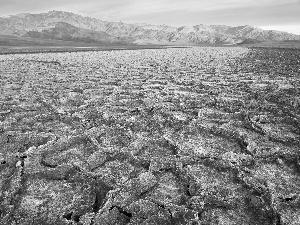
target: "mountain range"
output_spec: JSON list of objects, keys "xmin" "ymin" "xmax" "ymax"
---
[{"xmin": 0, "ymin": 10, "xmax": 300, "ymax": 45}]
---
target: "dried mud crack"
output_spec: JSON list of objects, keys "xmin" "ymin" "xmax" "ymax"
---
[{"xmin": 0, "ymin": 47, "xmax": 300, "ymax": 224}]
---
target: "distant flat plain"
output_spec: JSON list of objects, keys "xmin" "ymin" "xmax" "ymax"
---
[
  {"xmin": 2, "ymin": 34, "xmax": 300, "ymax": 54},
  {"xmin": 0, "ymin": 35, "xmax": 175, "ymax": 54}
]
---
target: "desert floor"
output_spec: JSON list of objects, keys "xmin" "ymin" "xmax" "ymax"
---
[{"xmin": 1, "ymin": 47, "xmax": 300, "ymax": 224}]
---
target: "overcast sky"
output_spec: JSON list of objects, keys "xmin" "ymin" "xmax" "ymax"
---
[{"xmin": 0, "ymin": 0, "xmax": 300, "ymax": 34}]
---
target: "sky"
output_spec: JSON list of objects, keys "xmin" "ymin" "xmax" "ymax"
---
[{"xmin": 0, "ymin": 0, "xmax": 300, "ymax": 34}]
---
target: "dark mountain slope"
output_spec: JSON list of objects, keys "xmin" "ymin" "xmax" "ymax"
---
[{"xmin": 24, "ymin": 22, "xmax": 132, "ymax": 44}]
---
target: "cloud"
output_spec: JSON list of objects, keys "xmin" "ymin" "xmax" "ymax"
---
[
  {"xmin": 260, "ymin": 25, "xmax": 300, "ymax": 35},
  {"xmin": 0, "ymin": 0, "xmax": 80, "ymax": 15}
]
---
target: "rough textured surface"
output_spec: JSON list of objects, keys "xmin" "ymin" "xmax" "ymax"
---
[{"xmin": 0, "ymin": 47, "xmax": 300, "ymax": 224}]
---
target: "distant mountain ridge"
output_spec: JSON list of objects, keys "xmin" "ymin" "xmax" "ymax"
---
[
  {"xmin": 0, "ymin": 10, "xmax": 299, "ymax": 45},
  {"xmin": 25, "ymin": 22, "xmax": 132, "ymax": 44}
]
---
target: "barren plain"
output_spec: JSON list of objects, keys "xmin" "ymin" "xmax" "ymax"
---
[{"xmin": 0, "ymin": 47, "xmax": 300, "ymax": 224}]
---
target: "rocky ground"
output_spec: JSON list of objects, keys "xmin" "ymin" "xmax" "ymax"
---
[{"xmin": 0, "ymin": 47, "xmax": 300, "ymax": 225}]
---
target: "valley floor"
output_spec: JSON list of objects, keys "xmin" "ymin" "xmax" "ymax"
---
[{"xmin": 0, "ymin": 47, "xmax": 300, "ymax": 225}]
